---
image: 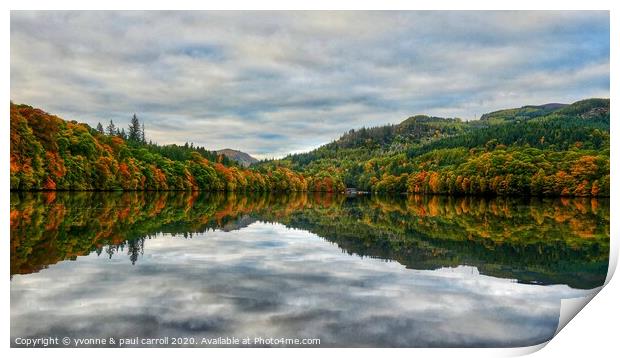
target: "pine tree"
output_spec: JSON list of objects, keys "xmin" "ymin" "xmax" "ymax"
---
[
  {"xmin": 106, "ymin": 120, "xmax": 117, "ymax": 136},
  {"xmin": 96, "ymin": 122, "xmax": 104, "ymax": 134},
  {"xmin": 128, "ymin": 114, "xmax": 141, "ymax": 142},
  {"xmin": 141, "ymin": 123, "xmax": 146, "ymax": 143}
]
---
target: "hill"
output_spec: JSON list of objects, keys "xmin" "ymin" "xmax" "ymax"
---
[
  {"xmin": 9, "ymin": 103, "xmax": 342, "ymax": 192},
  {"xmin": 217, "ymin": 149, "xmax": 258, "ymax": 167},
  {"xmin": 257, "ymin": 98, "xmax": 609, "ymax": 197},
  {"xmin": 10, "ymin": 98, "xmax": 609, "ymax": 197},
  {"xmin": 480, "ymin": 103, "xmax": 568, "ymax": 123}
]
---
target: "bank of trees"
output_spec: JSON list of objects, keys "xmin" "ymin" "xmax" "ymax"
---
[
  {"xmin": 372, "ymin": 147, "xmax": 609, "ymax": 196},
  {"xmin": 10, "ymin": 103, "xmax": 342, "ymax": 192},
  {"xmin": 260, "ymin": 98, "xmax": 609, "ymax": 197},
  {"xmin": 11, "ymin": 98, "xmax": 610, "ymax": 197}
]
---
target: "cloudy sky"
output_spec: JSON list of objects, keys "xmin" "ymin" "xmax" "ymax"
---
[{"xmin": 10, "ymin": 11, "xmax": 609, "ymax": 159}]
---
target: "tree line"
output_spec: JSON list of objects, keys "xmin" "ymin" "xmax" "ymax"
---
[
  {"xmin": 10, "ymin": 98, "xmax": 610, "ymax": 197},
  {"xmin": 259, "ymin": 98, "xmax": 609, "ymax": 197},
  {"xmin": 10, "ymin": 103, "xmax": 343, "ymax": 192}
]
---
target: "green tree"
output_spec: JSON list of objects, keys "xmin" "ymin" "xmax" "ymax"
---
[
  {"xmin": 128, "ymin": 114, "xmax": 141, "ymax": 142},
  {"xmin": 106, "ymin": 120, "xmax": 116, "ymax": 136}
]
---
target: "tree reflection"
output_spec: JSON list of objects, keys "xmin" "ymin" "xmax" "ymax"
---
[{"xmin": 10, "ymin": 191, "xmax": 609, "ymax": 289}]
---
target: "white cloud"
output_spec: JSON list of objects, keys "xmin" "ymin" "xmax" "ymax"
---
[{"xmin": 10, "ymin": 11, "xmax": 609, "ymax": 158}]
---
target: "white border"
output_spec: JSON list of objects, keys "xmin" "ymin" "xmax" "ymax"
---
[{"xmin": 3, "ymin": 2, "xmax": 617, "ymax": 357}]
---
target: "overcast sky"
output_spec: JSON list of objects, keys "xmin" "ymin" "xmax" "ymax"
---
[{"xmin": 11, "ymin": 11, "xmax": 609, "ymax": 159}]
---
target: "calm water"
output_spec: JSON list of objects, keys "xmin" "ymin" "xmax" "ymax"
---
[{"xmin": 10, "ymin": 192, "xmax": 609, "ymax": 347}]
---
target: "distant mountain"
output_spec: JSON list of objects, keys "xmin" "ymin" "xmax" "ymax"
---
[{"xmin": 217, "ymin": 149, "xmax": 258, "ymax": 167}]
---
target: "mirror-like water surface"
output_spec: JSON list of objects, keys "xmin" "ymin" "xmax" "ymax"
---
[{"xmin": 10, "ymin": 192, "xmax": 609, "ymax": 347}]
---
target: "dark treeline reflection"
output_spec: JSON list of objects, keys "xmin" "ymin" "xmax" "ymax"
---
[{"xmin": 11, "ymin": 191, "xmax": 609, "ymax": 289}]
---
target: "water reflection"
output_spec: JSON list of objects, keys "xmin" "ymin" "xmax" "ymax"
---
[
  {"xmin": 11, "ymin": 191, "xmax": 609, "ymax": 289},
  {"xmin": 10, "ymin": 192, "xmax": 610, "ymax": 347}
]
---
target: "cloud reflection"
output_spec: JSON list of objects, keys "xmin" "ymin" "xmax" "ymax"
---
[{"xmin": 10, "ymin": 222, "xmax": 589, "ymax": 347}]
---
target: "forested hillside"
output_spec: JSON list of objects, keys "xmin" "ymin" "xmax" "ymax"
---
[
  {"xmin": 479, "ymin": 103, "xmax": 567, "ymax": 123},
  {"xmin": 258, "ymin": 98, "xmax": 609, "ymax": 197},
  {"xmin": 9, "ymin": 103, "xmax": 342, "ymax": 192},
  {"xmin": 11, "ymin": 98, "xmax": 609, "ymax": 196}
]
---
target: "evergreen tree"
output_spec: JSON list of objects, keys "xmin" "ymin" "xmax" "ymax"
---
[
  {"xmin": 106, "ymin": 120, "xmax": 117, "ymax": 136},
  {"xmin": 128, "ymin": 114, "xmax": 141, "ymax": 142},
  {"xmin": 96, "ymin": 122, "xmax": 104, "ymax": 134},
  {"xmin": 141, "ymin": 123, "xmax": 146, "ymax": 143}
]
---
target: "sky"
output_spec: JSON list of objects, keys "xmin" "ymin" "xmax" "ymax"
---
[{"xmin": 10, "ymin": 11, "xmax": 610, "ymax": 159}]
